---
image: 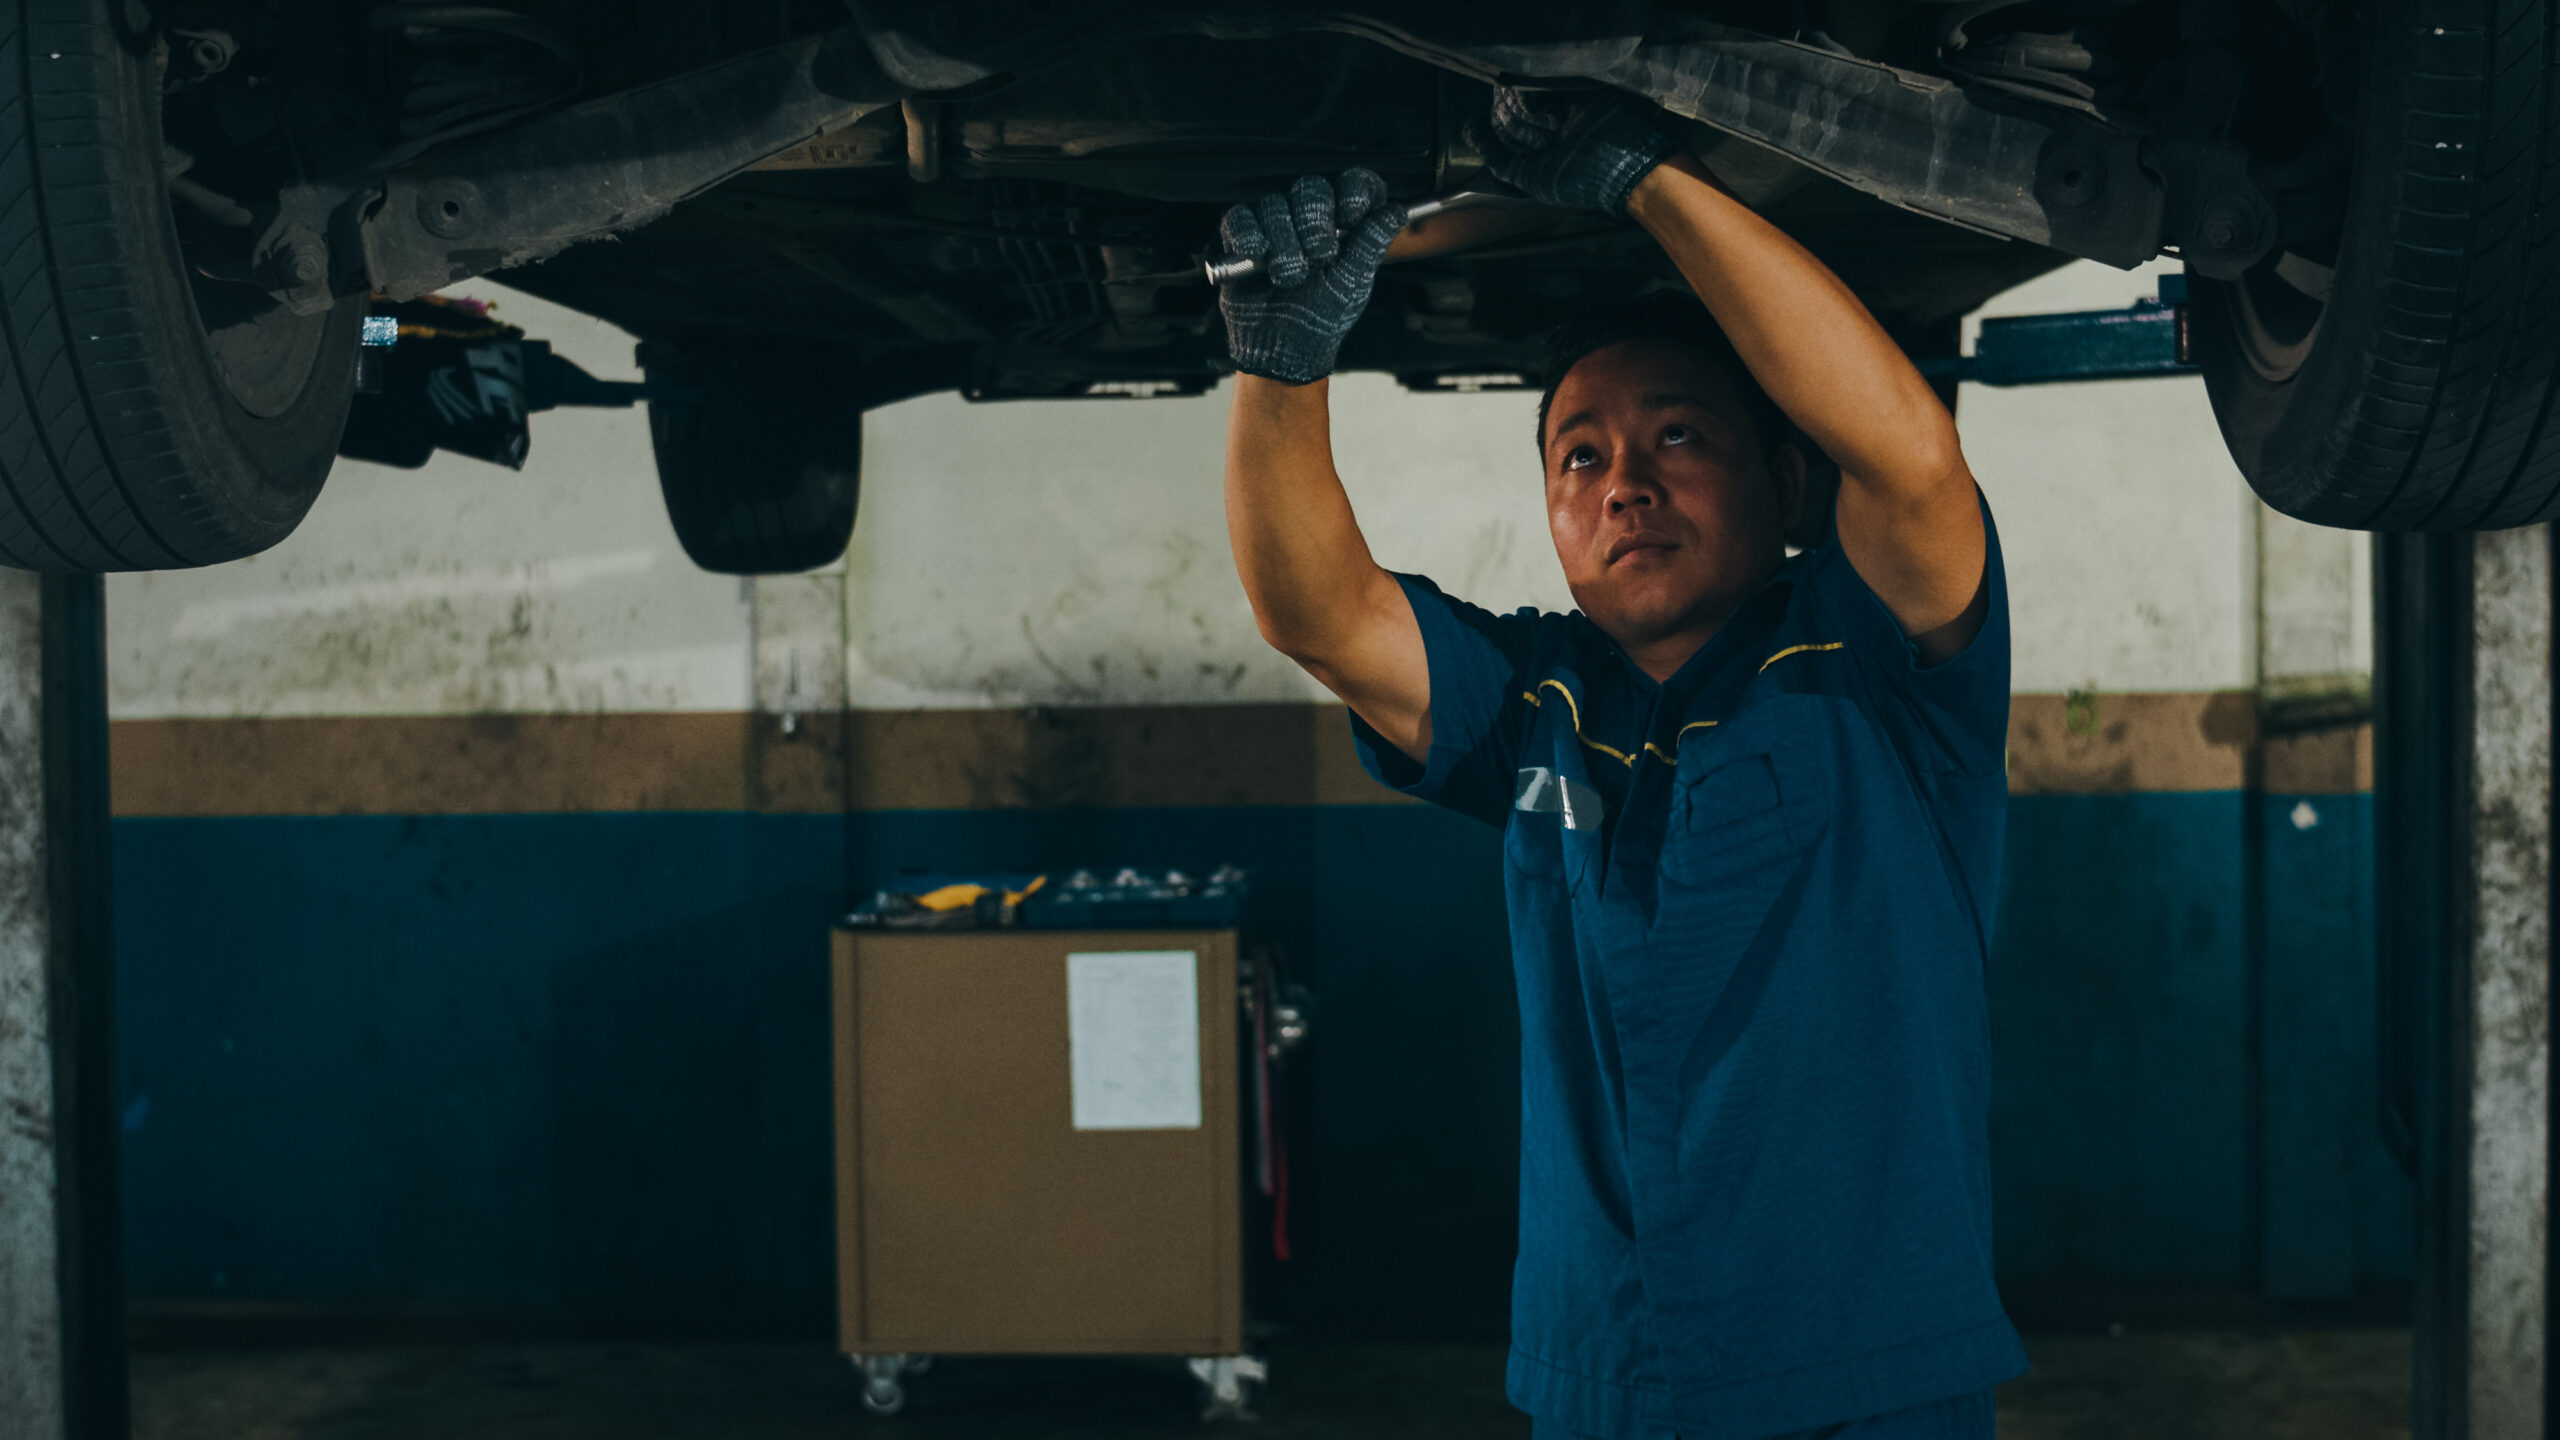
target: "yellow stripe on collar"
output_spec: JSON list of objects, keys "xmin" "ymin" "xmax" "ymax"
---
[
  {"xmin": 1524, "ymin": 676, "xmax": 1634, "ymax": 767},
  {"xmin": 1759, "ymin": 641, "xmax": 1844, "ymax": 672},
  {"xmin": 1525, "ymin": 648, "xmax": 1833, "ymax": 768},
  {"xmin": 1536, "ymin": 677, "xmax": 1581, "ymax": 723},
  {"xmin": 1660, "ymin": 648, "xmax": 1833, "ymax": 758},
  {"xmin": 1579, "ymin": 734, "xmax": 1635, "ymax": 765}
]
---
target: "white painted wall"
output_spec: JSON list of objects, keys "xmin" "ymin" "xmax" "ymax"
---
[
  {"xmin": 846, "ymin": 376, "xmax": 1565, "ymax": 709},
  {"xmin": 1960, "ymin": 259, "xmax": 2259, "ymax": 694},
  {"xmin": 105, "ymin": 264, "xmax": 2369, "ymax": 720},
  {"xmin": 2261, "ymin": 505, "xmax": 2374, "ymax": 688},
  {"xmin": 105, "ymin": 287, "xmax": 749, "ymax": 720}
]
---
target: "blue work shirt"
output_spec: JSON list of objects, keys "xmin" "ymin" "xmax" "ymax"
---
[{"xmin": 1351, "ymin": 503, "xmax": 2027, "ymax": 1439}]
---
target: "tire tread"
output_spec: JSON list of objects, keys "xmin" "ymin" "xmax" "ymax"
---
[
  {"xmin": 2212, "ymin": 0, "xmax": 2560, "ymax": 529},
  {"xmin": 0, "ymin": 0, "xmax": 356, "ymax": 572},
  {"xmin": 642, "ymin": 339, "xmax": 860, "ymax": 575}
]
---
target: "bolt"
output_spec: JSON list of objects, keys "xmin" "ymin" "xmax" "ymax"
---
[
  {"xmin": 2196, "ymin": 195, "xmax": 2258, "ymax": 257},
  {"xmin": 255, "ymin": 227, "xmax": 326, "ymax": 291},
  {"xmin": 174, "ymin": 28, "xmax": 236, "ymax": 77},
  {"xmin": 416, "ymin": 179, "xmax": 482, "ymax": 239}
]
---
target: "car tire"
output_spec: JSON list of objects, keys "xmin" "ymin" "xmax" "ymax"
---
[
  {"xmin": 2191, "ymin": 0, "xmax": 2560, "ymax": 530},
  {"xmin": 0, "ymin": 0, "xmax": 362, "ymax": 572},
  {"xmin": 640, "ymin": 339, "xmax": 861, "ymax": 574}
]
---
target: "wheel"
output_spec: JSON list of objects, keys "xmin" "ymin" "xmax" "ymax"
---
[
  {"xmin": 859, "ymin": 1377, "xmax": 905, "ymax": 1417},
  {"xmin": 2191, "ymin": 0, "xmax": 2560, "ymax": 530},
  {"xmin": 0, "ymin": 0, "xmax": 362, "ymax": 571},
  {"xmin": 639, "ymin": 337, "xmax": 861, "ymax": 574},
  {"xmin": 849, "ymin": 1352, "xmax": 913, "ymax": 1418}
]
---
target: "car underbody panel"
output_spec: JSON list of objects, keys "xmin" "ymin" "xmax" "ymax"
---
[{"xmin": 164, "ymin": 1, "xmax": 2339, "ymax": 400}]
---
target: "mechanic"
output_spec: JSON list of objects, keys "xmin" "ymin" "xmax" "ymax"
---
[{"xmin": 1215, "ymin": 88, "xmax": 2026, "ymax": 1440}]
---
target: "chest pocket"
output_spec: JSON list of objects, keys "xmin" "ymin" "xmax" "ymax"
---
[
  {"xmin": 1507, "ymin": 765, "xmax": 1599, "ymax": 884},
  {"xmin": 1505, "ymin": 702, "xmax": 1608, "ymax": 886},
  {"xmin": 1662, "ymin": 696, "xmax": 1838, "ymax": 887},
  {"xmin": 1506, "ymin": 807, "xmax": 1569, "ymax": 882}
]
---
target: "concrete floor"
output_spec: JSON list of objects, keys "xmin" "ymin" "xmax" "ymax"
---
[{"xmin": 132, "ymin": 1331, "xmax": 2410, "ymax": 1439}]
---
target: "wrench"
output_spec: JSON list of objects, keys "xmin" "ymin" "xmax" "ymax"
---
[{"xmin": 1200, "ymin": 185, "xmax": 1538, "ymax": 285}]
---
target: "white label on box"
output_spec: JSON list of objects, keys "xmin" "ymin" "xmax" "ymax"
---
[{"xmin": 1065, "ymin": 950, "xmax": 1202, "ymax": 1131}]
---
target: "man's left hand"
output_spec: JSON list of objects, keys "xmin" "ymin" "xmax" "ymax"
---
[{"xmin": 1468, "ymin": 85, "xmax": 1681, "ymax": 217}]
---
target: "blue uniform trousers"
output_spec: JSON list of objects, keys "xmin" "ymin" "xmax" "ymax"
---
[{"xmin": 1530, "ymin": 1388, "xmax": 1995, "ymax": 1440}]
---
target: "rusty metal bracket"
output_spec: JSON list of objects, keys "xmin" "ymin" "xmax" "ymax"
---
[
  {"xmin": 1555, "ymin": 24, "xmax": 2169, "ymax": 269},
  {"xmin": 254, "ymin": 26, "xmax": 911, "ymax": 307},
  {"xmin": 1413, "ymin": 20, "xmax": 2270, "ymax": 273},
  {"xmin": 357, "ymin": 25, "xmax": 906, "ymax": 299}
]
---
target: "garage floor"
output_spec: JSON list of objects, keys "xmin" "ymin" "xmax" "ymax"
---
[{"xmin": 132, "ymin": 1330, "xmax": 2409, "ymax": 1440}]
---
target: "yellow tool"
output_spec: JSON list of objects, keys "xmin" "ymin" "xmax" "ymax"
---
[{"xmin": 912, "ymin": 874, "xmax": 1048, "ymax": 912}]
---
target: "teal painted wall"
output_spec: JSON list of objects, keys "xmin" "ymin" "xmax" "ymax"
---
[
  {"xmin": 114, "ymin": 794, "xmax": 2407, "ymax": 1337},
  {"xmin": 1988, "ymin": 792, "xmax": 2408, "ymax": 1305}
]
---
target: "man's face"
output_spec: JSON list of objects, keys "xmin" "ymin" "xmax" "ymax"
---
[{"xmin": 1542, "ymin": 338, "xmax": 1803, "ymax": 651}]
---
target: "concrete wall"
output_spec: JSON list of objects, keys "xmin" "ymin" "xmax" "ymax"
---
[
  {"xmin": 108, "ymin": 288, "xmax": 747, "ymax": 722},
  {"xmin": 102, "ymin": 264, "xmax": 2405, "ymax": 1336}
]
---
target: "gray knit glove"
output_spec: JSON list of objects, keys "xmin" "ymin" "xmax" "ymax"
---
[
  {"xmin": 1467, "ymin": 85, "xmax": 1679, "ymax": 217},
  {"xmin": 1216, "ymin": 169, "xmax": 1406, "ymax": 386}
]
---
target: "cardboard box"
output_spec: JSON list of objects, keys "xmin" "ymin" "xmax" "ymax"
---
[{"xmin": 831, "ymin": 928, "xmax": 1243, "ymax": 1355}]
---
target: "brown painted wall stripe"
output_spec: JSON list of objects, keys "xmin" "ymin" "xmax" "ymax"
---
[
  {"xmin": 2259, "ymin": 725, "xmax": 2375, "ymax": 797},
  {"xmin": 110, "ymin": 713, "xmax": 754, "ymax": 818},
  {"xmin": 822, "ymin": 705, "xmax": 1396, "ymax": 813},
  {"xmin": 2005, "ymin": 692, "xmax": 2371, "ymax": 798},
  {"xmin": 109, "ymin": 706, "xmax": 1408, "ymax": 818},
  {"xmin": 108, "ymin": 695, "xmax": 2374, "ymax": 818},
  {"xmin": 2006, "ymin": 691, "xmax": 2257, "ymax": 796}
]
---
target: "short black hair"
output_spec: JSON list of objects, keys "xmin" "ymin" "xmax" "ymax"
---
[{"xmin": 1534, "ymin": 289, "xmax": 1790, "ymax": 461}]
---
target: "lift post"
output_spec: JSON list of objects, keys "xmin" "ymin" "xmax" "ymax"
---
[
  {"xmin": 0, "ymin": 571, "xmax": 125, "ymax": 1440},
  {"xmin": 2378, "ymin": 528, "xmax": 2553, "ymax": 1439}
]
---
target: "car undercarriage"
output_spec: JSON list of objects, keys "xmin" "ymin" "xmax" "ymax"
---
[
  {"xmin": 285, "ymin": 2, "xmax": 2329, "ymax": 396},
  {"xmin": 1, "ymin": 0, "xmax": 2546, "ymax": 573}
]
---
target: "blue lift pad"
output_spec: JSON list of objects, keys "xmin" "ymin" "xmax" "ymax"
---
[{"xmin": 1929, "ymin": 275, "xmax": 2198, "ymax": 387}]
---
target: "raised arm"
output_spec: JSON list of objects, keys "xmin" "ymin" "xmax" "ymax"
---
[
  {"xmin": 1214, "ymin": 172, "xmax": 1432, "ymax": 762},
  {"xmin": 1226, "ymin": 379, "xmax": 1430, "ymax": 761},
  {"xmin": 1626, "ymin": 155, "xmax": 1986, "ymax": 660},
  {"xmin": 1474, "ymin": 90, "xmax": 1988, "ymax": 662}
]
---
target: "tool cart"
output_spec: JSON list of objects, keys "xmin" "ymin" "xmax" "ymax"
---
[{"xmin": 828, "ymin": 868, "xmax": 1304, "ymax": 1420}]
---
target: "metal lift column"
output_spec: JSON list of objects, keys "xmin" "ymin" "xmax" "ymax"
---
[
  {"xmin": 0, "ymin": 570, "xmax": 125, "ymax": 1439},
  {"xmin": 2379, "ymin": 527, "xmax": 2553, "ymax": 1439}
]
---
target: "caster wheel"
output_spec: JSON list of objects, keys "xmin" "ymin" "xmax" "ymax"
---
[
  {"xmin": 861, "ymin": 1378, "xmax": 905, "ymax": 1417},
  {"xmin": 850, "ymin": 1354, "xmax": 913, "ymax": 1418}
]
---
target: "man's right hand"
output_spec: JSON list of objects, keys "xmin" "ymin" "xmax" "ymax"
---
[
  {"xmin": 1217, "ymin": 168, "xmax": 1406, "ymax": 386},
  {"xmin": 1215, "ymin": 174, "xmax": 1435, "ymax": 762}
]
